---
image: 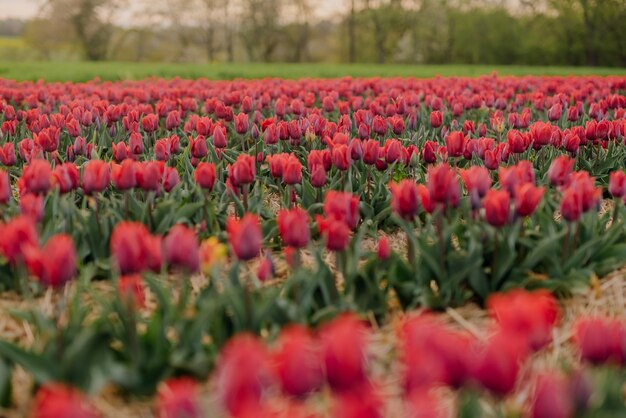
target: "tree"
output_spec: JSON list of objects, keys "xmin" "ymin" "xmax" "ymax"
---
[{"xmin": 41, "ymin": 0, "xmax": 120, "ymax": 61}]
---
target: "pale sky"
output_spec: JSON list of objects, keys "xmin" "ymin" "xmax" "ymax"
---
[{"xmin": 0, "ymin": 0, "xmax": 342, "ymax": 21}]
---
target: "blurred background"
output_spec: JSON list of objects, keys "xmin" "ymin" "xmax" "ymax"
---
[{"xmin": 0, "ymin": 0, "xmax": 624, "ymax": 67}]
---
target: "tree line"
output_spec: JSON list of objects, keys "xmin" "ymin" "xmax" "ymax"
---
[{"xmin": 14, "ymin": 0, "xmax": 626, "ymax": 66}]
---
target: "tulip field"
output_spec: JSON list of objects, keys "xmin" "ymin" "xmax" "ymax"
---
[{"xmin": 0, "ymin": 74, "xmax": 625, "ymax": 417}]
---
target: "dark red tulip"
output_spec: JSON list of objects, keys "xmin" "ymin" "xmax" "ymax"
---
[
  {"xmin": 310, "ymin": 164, "xmax": 326, "ymax": 188},
  {"xmin": 372, "ymin": 115, "xmax": 387, "ymax": 136},
  {"xmin": 164, "ymin": 224, "xmax": 199, "ymax": 273},
  {"xmin": 165, "ymin": 110, "xmax": 181, "ymax": 131},
  {"xmin": 277, "ymin": 207, "xmax": 310, "ymax": 249},
  {"xmin": 422, "ymin": 140, "xmax": 437, "ymax": 164},
  {"xmin": 391, "ymin": 179, "xmax": 419, "ymax": 220},
  {"xmin": 256, "ymin": 253, "xmax": 274, "ymax": 281},
  {"xmin": 194, "ymin": 162, "xmax": 216, "ymax": 191},
  {"xmin": 154, "ymin": 139, "xmax": 171, "ymax": 161},
  {"xmin": 507, "ymin": 129, "xmax": 527, "ymax": 154},
  {"xmin": 332, "ymin": 384, "xmax": 382, "ymax": 418},
  {"xmin": 112, "ymin": 141, "xmax": 130, "ymax": 162},
  {"xmin": 226, "ymin": 213, "xmax": 262, "ymax": 261},
  {"xmin": 563, "ymin": 132, "xmax": 580, "ymax": 154}
]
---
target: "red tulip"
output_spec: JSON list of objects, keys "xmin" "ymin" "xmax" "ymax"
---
[
  {"xmin": 154, "ymin": 139, "xmax": 171, "ymax": 161},
  {"xmin": 567, "ymin": 106, "xmax": 579, "ymax": 122},
  {"xmin": 483, "ymin": 189, "xmax": 510, "ymax": 227},
  {"xmin": 548, "ymin": 103, "xmax": 563, "ymax": 121},
  {"xmin": 162, "ymin": 167, "xmax": 179, "ymax": 192},
  {"xmin": 323, "ymin": 190, "xmax": 360, "ymax": 229},
  {"xmin": 507, "ymin": 129, "xmax": 528, "ymax": 154},
  {"xmin": 427, "ymin": 163, "xmax": 460, "ymax": 208},
  {"xmin": 234, "ymin": 112, "xmax": 250, "ymax": 134},
  {"xmin": 487, "ymin": 289, "xmax": 558, "ymax": 351},
  {"xmin": 112, "ymin": 141, "xmax": 130, "ymax": 162},
  {"xmin": 231, "ymin": 154, "xmax": 256, "ymax": 185},
  {"xmin": 165, "ymin": 110, "xmax": 181, "ymax": 131},
  {"xmin": 19, "ymin": 193, "xmax": 44, "ymax": 222},
  {"xmin": 0, "ymin": 168, "xmax": 10, "ymax": 204},
  {"xmin": 384, "ymin": 139, "xmax": 402, "ymax": 164},
  {"xmin": 445, "ymin": 131, "xmax": 465, "ymax": 158},
  {"xmin": 110, "ymin": 221, "xmax": 160, "ymax": 274},
  {"xmin": 22, "ymin": 159, "xmax": 52, "ymax": 195},
  {"xmin": 530, "ymin": 374, "xmax": 574, "ymax": 418},
  {"xmin": 332, "ymin": 144, "xmax": 351, "ymax": 171},
  {"xmin": 155, "ymin": 378, "xmax": 201, "ymax": 418},
  {"xmin": 142, "ymin": 114, "xmax": 159, "ymax": 133},
  {"xmin": 372, "ymin": 115, "xmax": 387, "ymax": 136},
  {"xmin": 430, "ymin": 111, "xmax": 443, "ymax": 128},
  {"xmin": 226, "ymin": 213, "xmax": 262, "ymax": 261},
  {"xmin": 377, "ymin": 236, "xmax": 391, "ymax": 261},
  {"xmin": 82, "ymin": 160, "xmax": 110, "ymax": 195},
  {"xmin": 24, "ymin": 234, "xmax": 76, "ymax": 288},
  {"xmin": 471, "ymin": 331, "xmax": 528, "ymax": 397},
  {"xmin": 52, "ymin": 163, "xmax": 80, "ymax": 194},
  {"xmin": 609, "ymin": 170, "xmax": 626, "ymax": 198},
  {"xmin": 282, "ymin": 154, "xmax": 302, "ymax": 185},
  {"xmin": 320, "ymin": 314, "xmax": 369, "ymax": 392},
  {"xmin": 548, "ymin": 156, "xmax": 575, "ymax": 187},
  {"xmin": 163, "ymin": 224, "xmax": 199, "ymax": 273},
  {"xmin": 277, "ymin": 207, "xmax": 310, "ymax": 249},
  {"xmin": 118, "ymin": 274, "xmax": 146, "ymax": 309},
  {"xmin": 363, "ymin": 139, "xmax": 380, "ymax": 165},
  {"xmin": 514, "ymin": 183, "xmax": 545, "ymax": 217},
  {"xmin": 136, "ymin": 161, "xmax": 164, "ymax": 192},
  {"xmin": 574, "ymin": 317, "xmax": 625, "ymax": 365},
  {"xmin": 212, "ymin": 125, "xmax": 228, "ymax": 148},
  {"xmin": 332, "ymin": 384, "xmax": 382, "ymax": 418},
  {"xmin": 111, "ymin": 160, "xmax": 136, "ymax": 191},
  {"xmin": 129, "ymin": 131, "xmax": 144, "ymax": 156},
  {"xmin": 271, "ymin": 325, "xmax": 323, "ymax": 397},
  {"xmin": 216, "ymin": 334, "xmax": 270, "ymax": 416},
  {"xmin": 391, "ymin": 179, "xmax": 419, "ymax": 220},
  {"xmin": 560, "ymin": 188, "xmax": 583, "ymax": 222},
  {"xmin": 0, "ymin": 142, "xmax": 16, "ymax": 166},
  {"xmin": 256, "ymin": 253, "xmax": 274, "ymax": 281},
  {"xmin": 422, "ymin": 140, "xmax": 437, "ymax": 164},
  {"xmin": 189, "ymin": 135, "xmax": 208, "ymax": 159},
  {"xmin": 316, "ymin": 215, "xmax": 351, "ymax": 252},
  {"xmin": 194, "ymin": 162, "xmax": 216, "ymax": 191},
  {"xmin": 310, "ymin": 163, "xmax": 326, "ymax": 188},
  {"xmin": 31, "ymin": 383, "xmax": 99, "ymax": 418},
  {"xmin": 0, "ymin": 215, "xmax": 39, "ymax": 265},
  {"xmin": 459, "ymin": 166, "xmax": 491, "ymax": 208}
]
